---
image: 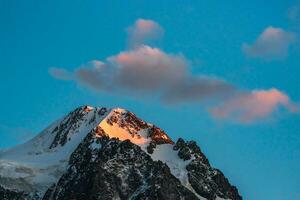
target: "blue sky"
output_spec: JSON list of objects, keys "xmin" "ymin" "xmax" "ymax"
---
[{"xmin": 1, "ymin": 1, "xmax": 300, "ymax": 199}]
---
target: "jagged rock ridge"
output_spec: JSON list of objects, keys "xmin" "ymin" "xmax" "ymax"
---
[{"xmin": 0, "ymin": 106, "xmax": 242, "ymax": 200}]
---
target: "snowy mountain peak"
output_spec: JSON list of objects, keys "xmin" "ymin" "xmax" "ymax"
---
[{"xmin": 0, "ymin": 106, "xmax": 242, "ymax": 200}]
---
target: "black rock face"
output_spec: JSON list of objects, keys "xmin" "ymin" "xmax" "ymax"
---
[
  {"xmin": 43, "ymin": 130, "xmax": 199, "ymax": 200},
  {"xmin": 0, "ymin": 185, "xmax": 26, "ymax": 200},
  {"xmin": 174, "ymin": 138, "xmax": 242, "ymax": 200}
]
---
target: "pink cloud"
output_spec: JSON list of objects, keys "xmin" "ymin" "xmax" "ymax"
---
[
  {"xmin": 127, "ymin": 19, "xmax": 164, "ymax": 48},
  {"xmin": 108, "ymin": 45, "xmax": 188, "ymax": 91},
  {"xmin": 210, "ymin": 88, "xmax": 298, "ymax": 123},
  {"xmin": 242, "ymin": 26, "xmax": 296, "ymax": 60},
  {"xmin": 51, "ymin": 45, "xmax": 232, "ymax": 101}
]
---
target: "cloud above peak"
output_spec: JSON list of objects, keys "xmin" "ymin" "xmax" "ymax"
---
[
  {"xmin": 242, "ymin": 26, "xmax": 296, "ymax": 60},
  {"xmin": 51, "ymin": 45, "xmax": 233, "ymax": 103},
  {"xmin": 108, "ymin": 46, "xmax": 188, "ymax": 91},
  {"xmin": 127, "ymin": 19, "xmax": 164, "ymax": 48}
]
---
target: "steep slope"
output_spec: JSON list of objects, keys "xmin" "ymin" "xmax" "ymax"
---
[{"xmin": 0, "ymin": 106, "xmax": 242, "ymax": 200}]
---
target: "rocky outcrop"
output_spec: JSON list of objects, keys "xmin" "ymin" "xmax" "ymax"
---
[
  {"xmin": 174, "ymin": 138, "xmax": 242, "ymax": 200},
  {"xmin": 0, "ymin": 186, "xmax": 25, "ymax": 200},
  {"xmin": 43, "ymin": 131, "xmax": 198, "ymax": 200}
]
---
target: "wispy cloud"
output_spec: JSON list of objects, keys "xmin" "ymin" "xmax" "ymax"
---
[
  {"xmin": 242, "ymin": 26, "xmax": 296, "ymax": 60},
  {"xmin": 210, "ymin": 88, "xmax": 299, "ymax": 123}
]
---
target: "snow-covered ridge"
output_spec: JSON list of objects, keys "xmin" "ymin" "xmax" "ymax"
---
[{"xmin": 0, "ymin": 105, "xmax": 177, "ymax": 196}]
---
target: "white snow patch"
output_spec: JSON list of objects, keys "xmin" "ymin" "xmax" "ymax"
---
[
  {"xmin": 150, "ymin": 144, "xmax": 207, "ymax": 200},
  {"xmin": 151, "ymin": 144, "xmax": 190, "ymax": 186}
]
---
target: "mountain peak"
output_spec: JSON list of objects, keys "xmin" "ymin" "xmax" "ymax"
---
[{"xmin": 0, "ymin": 105, "xmax": 242, "ymax": 200}]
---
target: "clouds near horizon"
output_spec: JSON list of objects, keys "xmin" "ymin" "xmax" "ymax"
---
[{"xmin": 242, "ymin": 26, "xmax": 296, "ymax": 60}]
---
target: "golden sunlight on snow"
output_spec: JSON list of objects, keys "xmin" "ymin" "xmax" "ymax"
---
[{"xmin": 98, "ymin": 117, "xmax": 149, "ymax": 145}]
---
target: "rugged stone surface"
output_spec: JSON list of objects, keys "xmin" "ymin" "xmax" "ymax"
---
[
  {"xmin": 0, "ymin": 185, "xmax": 26, "ymax": 200},
  {"xmin": 50, "ymin": 106, "xmax": 108, "ymax": 149},
  {"xmin": 0, "ymin": 185, "xmax": 40, "ymax": 200},
  {"xmin": 43, "ymin": 130, "xmax": 198, "ymax": 200},
  {"xmin": 174, "ymin": 138, "xmax": 242, "ymax": 200}
]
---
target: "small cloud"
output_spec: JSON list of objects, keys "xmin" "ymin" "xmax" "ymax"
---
[
  {"xmin": 242, "ymin": 26, "xmax": 296, "ymax": 60},
  {"xmin": 127, "ymin": 18, "xmax": 164, "ymax": 48},
  {"xmin": 210, "ymin": 88, "xmax": 298, "ymax": 123}
]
